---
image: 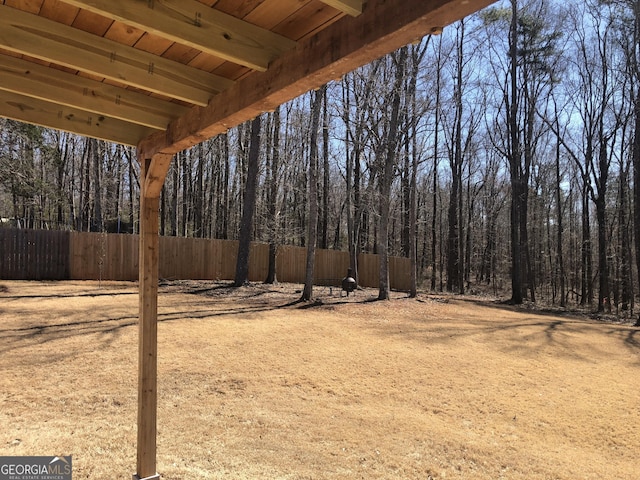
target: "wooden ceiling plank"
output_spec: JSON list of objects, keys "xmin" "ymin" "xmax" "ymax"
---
[
  {"xmin": 4, "ymin": 0, "xmax": 43, "ymax": 14},
  {"xmin": 0, "ymin": 4, "xmax": 233, "ymax": 105},
  {"xmin": 60, "ymin": 0, "xmax": 297, "ymax": 71},
  {"xmin": 39, "ymin": 0, "xmax": 80, "ymax": 24},
  {"xmin": 0, "ymin": 55, "xmax": 188, "ymax": 129},
  {"xmin": 0, "ymin": 89, "xmax": 157, "ymax": 146},
  {"xmin": 243, "ymin": 0, "xmax": 313, "ymax": 31},
  {"xmin": 212, "ymin": 0, "xmax": 266, "ymax": 18},
  {"xmin": 273, "ymin": 2, "xmax": 341, "ymax": 41},
  {"xmin": 319, "ymin": 0, "xmax": 362, "ymax": 17},
  {"xmin": 139, "ymin": 0, "xmax": 496, "ymax": 158}
]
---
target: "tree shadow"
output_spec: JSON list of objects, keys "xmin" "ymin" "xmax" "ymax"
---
[
  {"xmin": 0, "ymin": 295, "xmax": 302, "ymax": 361},
  {"xmin": 362, "ymin": 297, "xmax": 640, "ymax": 365},
  {"xmin": 1, "ymin": 290, "xmax": 136, "ymax": 300}
]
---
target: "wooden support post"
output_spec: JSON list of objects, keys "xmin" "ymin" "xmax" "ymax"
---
[{"xmin": 134, "ymin": 154, "xmax": 161, "ymax": 480}]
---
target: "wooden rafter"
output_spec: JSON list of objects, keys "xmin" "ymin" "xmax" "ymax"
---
[
  {"xmin": 0, "ymin": 4, "xmax": 233, "ymax": 106},
  {"xmin": 319, "ymin": 0, "xmax": 364, "ymax": 17},
  {"xmin": 0, "ymin": 89, "xmax": 157, "ymax": 146},
  {"xmin": 0, "ymin": 55, "xmax": 188, "ymax": 130},
  {"xmin": 60, "ymin": 0, "xmax": 297, "ymax": 72}
]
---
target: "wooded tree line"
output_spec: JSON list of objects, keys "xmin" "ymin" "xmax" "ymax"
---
[{"xmin": 2, "ymin": 0, "xmax": 640, "ymax": 315}]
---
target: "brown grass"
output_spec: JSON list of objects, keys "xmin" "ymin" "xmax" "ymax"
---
[{"xmin": 1, "ymin": 280, "xmax": 639, "ymax": 479}]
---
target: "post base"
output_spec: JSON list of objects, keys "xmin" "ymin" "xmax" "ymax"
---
[{"xmin": 133, "ymin": 474, "xmax": 160, "ymax": 480}]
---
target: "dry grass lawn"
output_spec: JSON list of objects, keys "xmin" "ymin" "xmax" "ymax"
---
[{"xmin": 1, "ymin": 280, "xmax": 639, "ymax": 479}]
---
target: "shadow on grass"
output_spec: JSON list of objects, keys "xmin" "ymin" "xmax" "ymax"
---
[
  {"xmin": 360, "ymin": 296, "xmax": 640, "ymax": 365},
  {"xmin": 3, "ymin": 286, "xmax": 639, "ymax": 368},
  {"xmin": 1, "ymin": 290, "xmax": 136, "ymax": 299},
  {"xmin": 0, "ymin": 292, "xmax": 303, "ymax": 361}
]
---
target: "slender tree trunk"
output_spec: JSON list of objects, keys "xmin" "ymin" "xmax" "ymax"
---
[
  {"xmin": 446, "ymin": 21, "xmax": 465, "ymax": 294},
  {"xmin": 431, "ymin": 42, "xmax": 441, "ymax": 291},
  {"xmin": 127, "ymin": 147, "xmax": 136, "ymax": 234},
  {"xmin": 554, "ymin": 130, "xmax": 566, "ymax": 306},
  {"xmin": 409, "ymin": 129, "xmax": 418, "ymax": 298},
  {"xmin": 632, "ymin": 5, "xmax": 640, "ymax": 325},
  {"xmin": 508, "ymin": 0, "xmax": 523, "ymax": 304},
  {"xmin": 266, "ymin": 107, "xmax": 281, "ymax": 284},
  {"xmin": 596, "ymin": 195, "xmax": 609, "ymax": 312},
  {"xmin": 194, "ymin": 143, "xmax": 204, "ymax": 237},
  {"xmin": 321, "ymin": 88, "xmax": 330, "ymax": 250},
  {"xmin": 618, "ymin": 163, "xmax": 632, "ymax": 312},
  {"xmin": 234, "ymin": 116, "xmax": 262, "ymax": 287},
  {"xmin": 378, "ymin": 47, "xmax": 407, "ymax": 300},
  {"xmin": 581, "ymin": 183, "xmax": 593, "ymax": 306},
  {"xmin": 343, "ymin": 80, "xmax": 357, "ymax": 279},
  {"xmin": 92, "ymin": 140, "xmax": 103, "ymax": 231},
  {"xmin": 302, "ymin": 86, "xmax": 325, "ymax": 301},
  {"xmin": 221, "ymin": 134, "xmax": 230, "ymax": 239},
  {"xmin": 171, "ymin": 155, "xmax": 179, "ymax": 236}
]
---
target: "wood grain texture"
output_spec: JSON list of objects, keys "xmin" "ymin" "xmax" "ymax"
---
[
  {"xmin": 0, "ymin": 4, "xmax": 232, "ymax": 105},
  {"xmin": 319, "ymin": 0, "xmax": 362, "ymax": 17},
  {"xmin": 0, "ymin": 89, "xmax": 158, "ymax": 145},
  {"xmin": 136, "ymin": 157, "xmax": 160, "ymax": 480},
  {"xmin": 62, "ymin": 0, "xmax": 296, "ymax": 71},
  {"xmin": 0, "ymin": 55, "xmax": 188, "ymax": 129}
]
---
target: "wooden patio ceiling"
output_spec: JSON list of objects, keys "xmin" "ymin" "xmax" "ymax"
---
[{"xmin": 0, "ymin": 0, "xmax": 494, "ymax": 154}]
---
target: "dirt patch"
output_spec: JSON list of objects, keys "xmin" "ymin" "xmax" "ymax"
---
[{"xmin": 1, "ymin": 280, "xmax": 639, "ymax": 479}]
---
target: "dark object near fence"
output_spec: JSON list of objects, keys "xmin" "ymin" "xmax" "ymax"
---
[{"xmin": 341, "ymin": 268, "xmax": 357, "ymax": 297}]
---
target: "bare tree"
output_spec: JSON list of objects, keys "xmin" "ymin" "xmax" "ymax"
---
[
  {"xmin": 378, "ymin": 47, "xmax": 407, "ymax": 300},
  {"xmin": 301, "ymin": 86, "xmax": 325, "ymax": 301},
  {"xmin": 265, "ymin": 107, "xmax": 281, "ymax": 284},
  {"xmin": 234, "ymin": 116, "xmax": 262, "ymax": 287}
]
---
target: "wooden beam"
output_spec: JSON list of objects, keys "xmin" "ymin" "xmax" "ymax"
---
[
  {"xmin": 0, "ymin": 55, "xmax": 189, "ymax": 129},
  {"xmin": 319, "ymin": 0, "xmax": 363, "ymax": 17},
  {"xmin": 136, "ymin": 155, "xmax": 160, "ymax": 480},
  {"xmin": 143, "ymin": 153, "xmax": 174, "ymax": 198},
  {"xmin": 139, "ymin": 0, "xmax": 495, "ymax": 158},
  {"xmin": 0, "ymin": 4, "xmax": 233, "ymax": 106},
  {"xmin": 0, "ymin": 89, "xmax": 158, "ymax": 146},
  {"xmin": 61, "ymin": 0, "xmax": 297, "ymax": 71}
]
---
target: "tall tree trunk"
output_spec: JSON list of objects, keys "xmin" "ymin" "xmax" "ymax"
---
[
  {"xmin": 81, "ymin": 139, "xmax": 91, "ymax": 231},
  {"xmin": 171, "ymin": 155, "xmax": 179, "ymax": 236},
  {"xmin": 127, "ymin": 147, "xmax": 136, "ymax": 234},
  {"xmin": 194, "ymin": 143, "xmax": 204, "ymax": 237},
  {"xmin": 220, "ymin": 134, "xmax": 230, "ymax": 239},
  {"xmin": 581, "ymin": 182, "xmax": 593, "ymax": 306},
  {"xmin": 632, "ymin": 2, "xmax": 640, "ymax": 324},
  {"xmin": 343, "ymin": 80, "xmax": 356, "ymax": 279},
  {"xmin": 554, "ymin": 128, "xmax": 566, "ymax": 307},
  {"xmin": 378, "ymin": 47, "xmax": 407, "ymax": 300},
  {"xmin": 266, "ymin": 107, "xmax": 281, "ymax": 284},
  {"xmin": 431, "ymin": 39, "xmax": 442, "ymax": 292},
  {"xmin": 446, "ymin": 21, "xmax": 465, "ymax": 293},
  {"xmin": 618, "ymin": 162, "xmax": 632, "ymax": 312},
  {"xmin": 508, "ymin": 0, "xmax": 523, "ymax": 304},
  {"xmin": 302, "ymin": 86, "xmax": 325, "ymax": 301},
  {"xmin": 234, "ymin": 116, "xmax": 262, "ymax": 287},
  {"xmin": 321, "ymin": 88, "xmax": 330, "ymax": 250}
]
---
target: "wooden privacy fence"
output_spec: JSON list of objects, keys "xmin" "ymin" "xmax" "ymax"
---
[{"xmin": 0, "ymin": 229, "xmax": 411, "ymax": 290}]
